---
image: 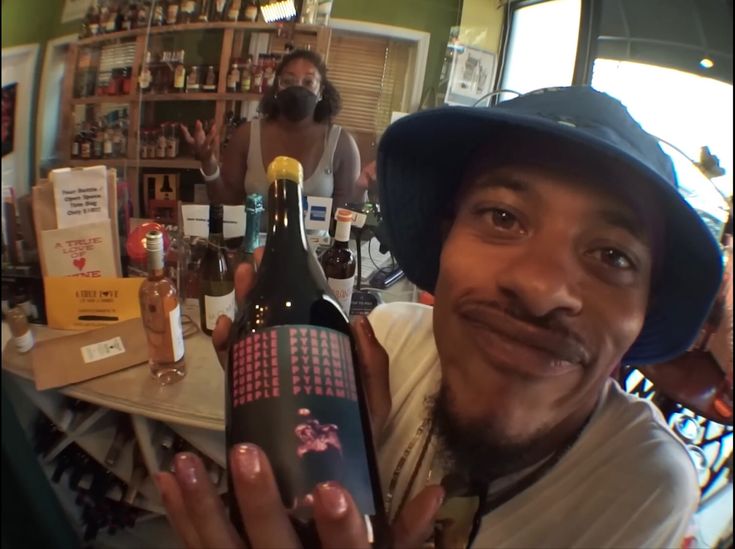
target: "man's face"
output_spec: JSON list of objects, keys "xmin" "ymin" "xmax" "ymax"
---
[{"xmin": 432, "ymin": 162, "xmax": 653, "ymax": 471}]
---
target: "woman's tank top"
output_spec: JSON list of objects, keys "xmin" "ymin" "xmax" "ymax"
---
[{"xmin": 244, "ymin": 118, "xmax": 342, "ymax": 198}]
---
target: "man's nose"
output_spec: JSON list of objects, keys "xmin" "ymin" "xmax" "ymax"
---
[{"xmin": 495, "ymin": 244, "xmax": 583, "ymax": 319}]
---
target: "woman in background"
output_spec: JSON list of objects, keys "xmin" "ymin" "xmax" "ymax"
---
[{"xmin": 183, "ymin": 49, "xmax": 361, "ymax": 208}]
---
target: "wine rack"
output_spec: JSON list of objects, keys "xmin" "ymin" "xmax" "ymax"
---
[
  {"xmin": 59, "ymin": 21, "xmax": 332, "ymax": 218},
  {"xmin": 2, "ymin": 319, "xmax": 229, "ymax": 548}
]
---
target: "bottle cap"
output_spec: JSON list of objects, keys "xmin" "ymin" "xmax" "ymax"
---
[
  {"xmin": 267, "ymin": 156, "xmax": 303, "ymax": 185},
  {"xmin": 336, "ymin": 208, "xmax": 353, "ymax": 223},
  {"xmin": 145, "ymin": 230, "xmax": 164, "ymax": 252},
  {"xmin": 245, "ymin": 193, "xmax": 265, "ymax": 213}
]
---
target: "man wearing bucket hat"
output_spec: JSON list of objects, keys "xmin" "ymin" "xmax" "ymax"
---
[{"xmin": 157, "ymin": 86, "xmax": 723, "ymax": 549}]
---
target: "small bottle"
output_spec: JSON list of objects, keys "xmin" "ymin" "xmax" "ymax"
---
[
  {"xmin": 240, "ymin": 55, "xmax": 253, "ymax": 92},
  {"xmin": 227, "ymin": 61, "xmax": 240, "ymax": 93},
  {"xmin": 186, "ymin": 65, "xmax": 201, "ymax": 92},
  {"xmin": 157, "ymin": 124, "xmax": 168, "ymax": 158},
  {"xmin": 199, "ymin": 204, "xmax": 235, "ymax": 336},
  {"xmin": 227, "ymin": 0, "xmax": 242, "ymax": 20},
  {"xmin": 321, "ymin": 208, "xmax": 356, "ymax": 315},
  {"xmin": 151, "ymin": 1, "xmax": 165, "ymax": 25},
  {"xmin": 198, "ymin": 0, "xmax": 213, "ymax": 21},
  {"xmin": 139, "ymin": 51, "xmax": 152, "ymax": 93},
  {"xmin": 212, "ymin": 0, "xmax": 229, "ymax": 20},
  {"xmin": 7, "ymin": 305, "xmax": 34, "ymax": 353},
  {"xmin": 180, "ymin": 0, "xmax": 199, "ymax": 22},
  {"xmin": 166, "ymin": 0, "xmax": 181, "ymax": 24},
  {"xmin": 244, "ymin": 0, "xmax": 257, "ymax": 21},
  {"xmin": 203, "ymin": 65, "xmax": 217, "ymax": 92},
  {"xmin": 173, "ymin": 50, "xmax": 186, "ymax": 93},
  {"xmin": 166, "ymin": 123, "xmax": 179, "ymax": 158},
  {"xmin": 139, "ymin": 230, "xmax": 186, "ymax": 384}
]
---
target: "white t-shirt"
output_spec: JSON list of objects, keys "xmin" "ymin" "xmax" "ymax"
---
[{"xmin": 370, "ymin": 302, "xmax": 699, "ymax": 549}]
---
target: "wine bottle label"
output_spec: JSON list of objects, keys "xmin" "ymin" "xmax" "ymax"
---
[
  {"xmin": 327, "ymin": 277, "xmax": 355, "ymax": 315},
  {"xmin": 229, "ymin": 325, "xmax": 376, "ymax": 516},
  {"xmin": 169, "ymin": 305, "xmax": 185, "ymax": 362},
  {"xmin": 204, "ymin": 290, "xmax": 236, "ymax": 330},
  {"xmin": 184, "ymin": 1, "xmax": 197, "ymax": 13},
  {"xmin": 81, "ymin": 336, "xmax": 126, "ymax": 364}
]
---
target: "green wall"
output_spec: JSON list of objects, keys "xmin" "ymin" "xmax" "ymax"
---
[{"xmin": 1, "ymin": 0, "xmax": 459, "ymax": 187}]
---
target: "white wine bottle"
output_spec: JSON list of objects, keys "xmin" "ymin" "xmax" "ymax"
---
[
  {"xmin": 199, "ymin": 204, "xmax": 235, "ymax": 336},
  {"xmin": 226, "ymin": 157, "xmax": 389, "ymax": 547}
]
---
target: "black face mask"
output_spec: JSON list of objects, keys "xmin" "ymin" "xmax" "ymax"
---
[{"xmin": 275, "ymin": 86, "xmax": 319, "ymax": 122}]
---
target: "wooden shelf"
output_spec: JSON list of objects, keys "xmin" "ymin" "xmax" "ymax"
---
[
  {"xmin": 76, "ymin": 21, "xmax": 322, "ymax": 46},
  {"xmin": 136, "ymin": 158, "xmax": 201, "ymax": 169},
  {"xmin": 68, "ymin": 159, "xmax": 129, "ymax": 167},
  {"xmin": 68, "ymin": 158, "xmax": 201, "ymax": 169},
  {"xmin": 71, "ymin": 95, "xmax": 135, "ymax": 105},
  {"xmin": 136, "ymin": 92, "xmax": 261, "ymax": 102}
]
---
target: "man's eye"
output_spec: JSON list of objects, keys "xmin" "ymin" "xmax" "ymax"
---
[
  {"xmin": 484, "ymin": 208, "xmax": 523, "ymax": 232},
  {"xmin": 591, "ymin": 248, "xmax": 635, "ymax": 270}
]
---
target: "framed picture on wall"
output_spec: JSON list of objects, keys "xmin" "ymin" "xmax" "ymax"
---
[
  {"xmin": 444, "ymin": 45, "xmax": 497, "ymax": 108},
  {"xmin": 61, "ymin": 0, "xmax": 94, "ymax": 23},
  {"xmin": 2, "ymin": 83, "xmax": 17, "ymax": 158}
]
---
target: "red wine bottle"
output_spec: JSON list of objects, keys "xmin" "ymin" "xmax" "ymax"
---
[{"xmin": 226, "ymin": 157, "xmax": 388, "ymax": 547}]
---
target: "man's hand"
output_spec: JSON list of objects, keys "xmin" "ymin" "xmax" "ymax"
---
[{"xmin": 156, "ymin": 251, "xmax": 445, "ymax": 547}]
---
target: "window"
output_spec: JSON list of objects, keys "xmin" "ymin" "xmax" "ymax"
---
[
  {"xmin": 499, "ymin": 0, "xmax": 582, "ymax": 101},
  {"xmin": 592, "ymin": 58, "xmax": 732, "ymax": 235},
  {"xmin": 327, "ymin": 32, "xmax": 413, "ymax": 134}
]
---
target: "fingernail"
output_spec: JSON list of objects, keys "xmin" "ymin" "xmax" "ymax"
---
[
  {"xmin": 360, "ymin": 316, "xmax": 375, "ymax": 342},
  {"xmin": 174, "ymin": 453, "xmax": 200, "ymax": 487},
  {"xmin": 316, "ymin": 482, "xmax": 348, "ymax": 519},
  {"xmin": 232, "ymin": 443, "xmax": 261, "ymax": 482}
]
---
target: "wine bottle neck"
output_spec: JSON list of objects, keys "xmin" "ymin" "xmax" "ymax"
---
[
  {"xmin": 242, "ymin": 210, "xmax": 261, "ymax": 253},
  {"xmin": 147, "ymin": 248, "xmax": 165, "ymax": 278},
  {"xmin": 262, "ymin": 179, "xmax": 308, "ymax": 268}
]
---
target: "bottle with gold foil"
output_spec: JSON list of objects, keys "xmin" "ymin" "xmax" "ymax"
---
[{"xmin": 226, "ymin": 157, "xmax": 388, "ymax": 547}]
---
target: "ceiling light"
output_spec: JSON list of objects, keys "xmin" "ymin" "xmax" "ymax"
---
[
  {"xmin": 261, "ymin": 0, "xmax": 297, "ymax": 23},
  {"xmin": 700, "ymin": 58, "xmax": 714, "ymax": 69}
]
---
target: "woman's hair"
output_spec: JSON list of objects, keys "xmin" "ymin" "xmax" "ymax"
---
[{"xmin": 258, "ymin": 49, "xmax": 342, "ymax": 123}]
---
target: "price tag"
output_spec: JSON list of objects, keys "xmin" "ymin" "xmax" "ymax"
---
[{"xmin": 80, "ymin": 336, "xmax": 126, "ymax": 364}]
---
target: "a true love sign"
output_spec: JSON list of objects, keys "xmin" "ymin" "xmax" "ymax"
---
[{"xmin": 40, "ymin": 220, "xmax": 118, "ymax": 278}]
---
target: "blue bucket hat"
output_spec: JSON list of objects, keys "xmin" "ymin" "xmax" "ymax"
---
[{"xmin": 377, "ymin": 86, "xmax": 723, "ymax": 365}]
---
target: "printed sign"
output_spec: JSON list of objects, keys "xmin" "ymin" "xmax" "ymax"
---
[
  {"xmin": 304, "ymin": 196, "xmax": 333, "ymax": 232},
  {"xmin": 51, "ymin": 166, "xmax": 109, "ymax": 229},
  {"xmin": 180, "ymin": 204, "xmax": 246, "ymax": 239},
  {"xmin": 40, "ymin": 220, "xmax": 118, "ymax": 278},
  {"xmin": 43, "ymin": 276, "xmax": 143, "ymax": 330}
]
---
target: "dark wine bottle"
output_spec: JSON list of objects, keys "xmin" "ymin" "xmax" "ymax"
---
[
  {"xmin": 226, "ymin": 157, "xmax": 388, "ymax": 547},
  {"xmin": 321, "ymin": 208, "xmax": 357, "ymax": 315},
  {"xmin": 199, "ymin": 204, "xmax": 236, "ymax": 336}
]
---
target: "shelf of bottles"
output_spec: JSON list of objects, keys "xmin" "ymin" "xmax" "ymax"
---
[{"xmin": 6, "ymin": 373, "xmax": 224, "ymax": 545}]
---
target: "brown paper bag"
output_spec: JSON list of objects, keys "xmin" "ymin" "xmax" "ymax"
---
[
  {"xmin": 40, "ymin": 220, "xmax": 118, "ymax": 277},
  {"xmin": 31, "ymin": 318, "xmax": 149, "ymax": 390},
  {"xmin": 33, "ymin": 168, "xmax": 122, "ymax": 277}
]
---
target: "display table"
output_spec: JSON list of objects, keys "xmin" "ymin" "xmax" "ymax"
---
[{"xmin": 2, "ymin": 278, "xmax": 416, "ymax": 548}]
